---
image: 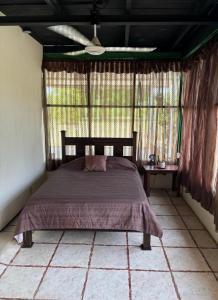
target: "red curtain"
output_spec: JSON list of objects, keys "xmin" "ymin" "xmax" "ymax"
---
[{"xmin": 180, "ymin": 42, "xmax": 218, "ymax": 229}]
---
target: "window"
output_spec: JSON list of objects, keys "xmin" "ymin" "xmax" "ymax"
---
[{"xmin": 44, "ymin": 68, "xmax": 181, "ymax": 163}]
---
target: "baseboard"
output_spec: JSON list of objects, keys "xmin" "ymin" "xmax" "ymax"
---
[{"xmin": 182, "ymin": 187, "xmax": 218, "ymax": 244}]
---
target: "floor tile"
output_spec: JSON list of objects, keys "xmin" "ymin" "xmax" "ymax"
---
[
  {"xmin": 190, "ymin": 230, "xmax": 217, "ymax": 248},
  {"xmin": 0, "ymin": 232, "xmax": 20, "ymax": 264},
  {"xmin": 176, "ymin": 205, "xmax": 194, "ymax": 216},
  {"xmin": 151, "ymin": 236, "xmax": 162, "ymax": 246},
  {"xmin": 174, "ymin": 272, "xmax": 218, "ymax": 300},
  {"xmin": 131, "ymin": 271, "xmax": 177, "ymax": 300},
  {"xmin": 157, "ymin": 216, "xmax": 185, "ymax": 229},
  {"xmin": 150, "ymin": 189, "xmax": 168, "ymax": 197},
  {"xmin": 165, "ymin": 248, "xmax": 210, "ymax": 271},
  {"xmin": 0, "ymin": 264, "xmax": 6, "ymax": 276},
  {"xmin": 128, "ymin": 232, "xmax": 161, "ymax": 247},
  {"xmin": 84, "ymin": 269, "xmax": 129, "ymax": 300},
  {"xmin": 182, "ymin": 216, "xmax": 204, "ymax": 229},
  {"xmin": 12, "ymin": 243, "xmax": 56, "ymax": 266},
  {"xmin": 91, "ymin": 246, "xmax": 127, "ymax": 269},
  {"xmin": 129, "ymin": 246, "xmax": 169, "ymax": 270},
  {"xmin": 149, "ymin": 196, "xmax": 171, "ymax": 205},
  {"xmin": 61, "ymin": 230, "xmax": 95, "ymax": 244},
  {"xmin": 0, "ymin": 231, "xmax": 13, "ymax": 249},
  {"xmin": 162, "ymin": 230, "xmax": 195, "ymax": 247},
  {"xmin": 51, "ymin": 244, "xmax": 91, "ymax": 267},
  {"xmin": 36, "ymin": 267, "xmax": 86, "ymax": 300},
  {"xmin": 95, "ymin": 231, "xmax": 126, "ymax": 245},
  {"xmin": 128, "ymin": 232, "xmax": 143, "ymax": 246},
  {"xmin": 201, "ymin": 249, "xmax": 218, "ymax": 271},
  {"xmin": 170, "ymin": 197, "xmax": 186, "ymax": 206},
  {"xmin": 33, "ymin": 230, "xmax": 63, "ymax": 243},
  {"xmin": 151, "ymin": 205, "xmax": 178, "ymax": 216},
  {"xmin": 0, "ymin": 266, "xmax": 45, "ymax": 299},
  {"xmin": 167, "ymin": 190, "xmax": 178, "ymax": 197}
]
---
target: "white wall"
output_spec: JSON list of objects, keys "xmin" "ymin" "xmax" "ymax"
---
[{"xmin": 0, "ymin": 26, "xmax": 45, "ymax": 230}]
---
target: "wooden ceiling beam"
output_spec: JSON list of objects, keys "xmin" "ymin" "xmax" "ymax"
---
[
  {"xmin": 172, "ymin": 0, "xmax": 217, "ymax": 49},
  {"xmin": 0, "ymin": 15, "xmax": 217, "ymax": 26},
  {"xmin": 171, "ymin": 0, "xmax": 201, "ymax": 49},
  {"xmin": 44, "ymin": 0, "xmax": 63, "ymax": 15},
  {"xmin": 124, "ymin": 0, "xmax": 131, "ymax": 46}
]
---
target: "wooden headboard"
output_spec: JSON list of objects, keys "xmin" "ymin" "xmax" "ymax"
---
[{"xmin": 61, "ymin": 131, "xmax": 137, "ymax": 164}]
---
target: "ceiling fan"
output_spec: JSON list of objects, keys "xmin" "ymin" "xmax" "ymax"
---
[{"xmin": 48, "ymin": 24, "xmax": 157, "ymax": 56}]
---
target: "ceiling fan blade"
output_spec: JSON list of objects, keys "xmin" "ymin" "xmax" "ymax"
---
[
  {"xmin": 64, "ymin": 46, "xmax": 157, "ymax": 56},
  {"xmin": 105, "ymin": 47, "xmax": 157, "ymax": 52},
  {"xmin": 48, "ymin": 25, "xmax": 94, "ymax": 46},
  {"xmin": 64, "ymin": 50, "xmax": 87, "ymax": 56}
]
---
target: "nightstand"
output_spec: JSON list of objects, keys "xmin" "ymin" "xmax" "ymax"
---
[{"xmin": 143, "ymin": 165, "xmax": 179, "ymax": 197}]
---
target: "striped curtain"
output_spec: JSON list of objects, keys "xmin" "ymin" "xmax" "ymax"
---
[
  {"xmin": 135, "ymin": 71, "xmax": 181, "ymax": 163},
  {"xmin": 180, "ymin": 42, "xmax": 218, "ymax": 228},
  {"xmin": 43, "ymin": 61, "xmax": 181, "ymax": 167},
  {"xmin": 44, "ymin": 69, "xmax": 89, "ymax": 168},
  {"xmin": 90, "ymin": 70, "xmax": 134, "ymax": 139}
]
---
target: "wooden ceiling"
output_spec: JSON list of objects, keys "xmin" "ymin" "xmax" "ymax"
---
[{"xmin": 0, "ymin": 0, "xmax": 217, "ymax": 59}]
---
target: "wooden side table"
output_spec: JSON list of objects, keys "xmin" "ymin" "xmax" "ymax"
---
[{"xmin": 143, "ymin": 165, "xmax": 179, "ymax": 197}]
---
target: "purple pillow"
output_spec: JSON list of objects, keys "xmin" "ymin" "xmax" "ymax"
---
[{"xmin": 85, "ymin": 155, "xmax": 107, "ymax": 172}]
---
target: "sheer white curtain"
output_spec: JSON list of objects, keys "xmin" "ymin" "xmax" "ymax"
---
[{"xmin": 135, "ymin": 71, "xmax": 181, "ymax": 163}]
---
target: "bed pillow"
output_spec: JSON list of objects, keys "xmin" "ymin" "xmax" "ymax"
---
[
  {"xmin": 107, "ymin": 156, "xmax": 137, "ymax": 170},
  {"xmin": 85, "ymin": 155, "xmax": 107, "ymax": 172}
]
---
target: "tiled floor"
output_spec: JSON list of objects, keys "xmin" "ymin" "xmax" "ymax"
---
[{"xmin": 0, "ymin": 189, "xmax": 218, "ymax": 300}]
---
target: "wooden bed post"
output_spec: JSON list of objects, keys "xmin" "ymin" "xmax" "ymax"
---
[
  {"xmin": 141, "ymin": 233, "xmax": 151, "ymax": 250},
  {"xmin": 61, "ymin": 130, "xmax": 66, "ymax": 162},
  {"xmin": 22, "ymin": 231, "xmax": 33, "ymax": 248},
  {"xmin": 132, "ymin": 131, "xmax": 137, "ymax": 164}
]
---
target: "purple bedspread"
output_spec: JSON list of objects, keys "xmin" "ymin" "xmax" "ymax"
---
[{"xmin": 15, "ymin": 157, "xmax": 163, "ymax": 238}]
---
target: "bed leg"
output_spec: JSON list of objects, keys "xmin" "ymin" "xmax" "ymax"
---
[
  {"xmin": 141, "ymin": 233, "xmax": 151, "ymax": 250},
  {"xmin": 22, "ymin": 231, "xmax": 33, "ymax": 248}
]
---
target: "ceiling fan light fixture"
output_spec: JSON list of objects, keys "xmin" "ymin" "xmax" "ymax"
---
[
  {"xmin": 85, "ymin": 45, "xmax": 105, "ymax": 55},
  {"xmin": 85, "ymin": 25, "xmax": 105, "ymax": 55}
]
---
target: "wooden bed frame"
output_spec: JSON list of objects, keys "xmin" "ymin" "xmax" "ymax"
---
[
  {"xmin": 22, "ymin": 131, "xmax": 151, "ymax": 250},
  {"xmin": 60, "ymin": 130, "xmax": 137, "ymax": 164}
]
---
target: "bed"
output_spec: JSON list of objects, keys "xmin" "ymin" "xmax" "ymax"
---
[{"xmin": 15, "ymin": 131, "xmax": 162, "ymax": 250}]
